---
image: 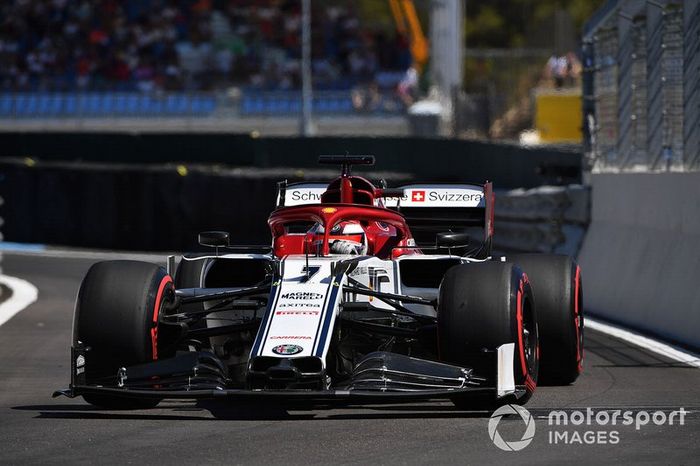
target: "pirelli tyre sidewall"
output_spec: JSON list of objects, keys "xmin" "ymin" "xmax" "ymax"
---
[
  {"xmin": 75, "ymin": 260, "xmax": 174, "ymax": 409},
  {"xmin": 508, "ymin": 254, "xmax": 583, "ymax": 385},
  {"xmin": 438, "ymin": 262, "xmax": 538, "ymax": 407}
]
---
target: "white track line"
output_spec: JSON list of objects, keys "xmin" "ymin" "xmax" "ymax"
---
[
  {"xmin": 586, "ymin": 317, "xmax": 700, "ymax": 369},
  {"xmin": 0, "ymin": 275, "xmax": 39, "ymax": 327}
]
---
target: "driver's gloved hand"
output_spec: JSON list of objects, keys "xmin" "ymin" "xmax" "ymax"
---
[{"xmin": 329, "ymin": 240, "xmax": 363, "ymax": 255}]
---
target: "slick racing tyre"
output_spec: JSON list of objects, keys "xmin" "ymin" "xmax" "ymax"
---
[
  {"xmin": 438, "ymin": 262, "xmax": 538, "ymax": 408},
  {"xmin": 509, "ymin": 254, "xmax": 583, "ymax": 385},
  {"xmin": 75, "ymin": 260, "xmax": 174, "ymax": 409}
]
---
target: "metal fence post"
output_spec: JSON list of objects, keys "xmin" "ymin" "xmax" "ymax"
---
[
  {"xmin": 683, "ymin": 0, "xmax": 700, "ymax": 170},
  {"xmin": 593, "ymin": 24, "xmax": 619, "ymax": 170}
]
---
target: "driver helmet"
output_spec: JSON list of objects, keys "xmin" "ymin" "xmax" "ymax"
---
[{"xmin": 311, "ymin": 221, "xmax": 367, "ymax": 255}]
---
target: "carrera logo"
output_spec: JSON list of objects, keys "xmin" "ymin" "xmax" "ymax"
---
[
  {"xmin": 269, "ymin": 336, "xmax": 313, "ymax": 340},
  {"xmin": 411, "ymin": 190, "xmax": 426, "ymax": 202},
  {"xmin": 272, "ymin": 344, "xmax": 303, "ymax": 355},
  {"xmin": 280, "ymin": 292, "xmax": 324, "ymax": 300},
  {"xmin": 276, "ymin": 310, "xmax": 321, "ymax": 316}
]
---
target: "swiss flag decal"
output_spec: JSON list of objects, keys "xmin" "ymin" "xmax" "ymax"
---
[{"xmin": 411, "ymin": 190, "xmax": 426, "ymax": 202}]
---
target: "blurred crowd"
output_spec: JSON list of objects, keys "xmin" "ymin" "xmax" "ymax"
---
[{"xmin": 0, "ymin": 0, "xmax": 414, "ymax": 93}]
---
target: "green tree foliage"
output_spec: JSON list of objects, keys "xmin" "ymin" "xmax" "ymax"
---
[{"xmin": 465, "ymin": 0, "xmax": 607, "ymax": 47}]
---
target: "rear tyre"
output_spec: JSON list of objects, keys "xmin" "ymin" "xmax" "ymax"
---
[
  {"xmin": 75, "ymin": 260, "xmax": 174, "ymax": 409},
  {"xmin": 438, "ymin": 262, "xmax": 538, "ymax": 409},
  {"xmin": 509, "ymin": 254, "xmax": 583, "ymax": 385}
]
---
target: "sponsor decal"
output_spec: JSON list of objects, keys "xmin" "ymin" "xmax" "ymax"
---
[
  {"xmin": 349, "ymin": 267, "xmax": 390, "ymax": 300},
  {"xmin": 280, "ymin": 292, "xmax": 324, "ymax": 300},
  {"xmin": 76, "ymin": 354, "xmax": 85, "ymax": 375},
  {"xmin": 290, "ymin": 190, "xmax": 322, "ymax": 202},
  {"xmin": 411, "ymin": 190, "xmax": 426, "ymax": 202},
  {"xmin": 275, "ymin": 310, "xmax": 321, "ymax": 316},
  {"xmin": 428, "ymin": 191, "xmax": 483, "ymax": 203},
  {"xmin": 277, "ymin": 302, "xmax": 321, "ymax": 308},
  {"xmin": 382, "ymin": 186, "xmax": 485, "ymax": 207},
  {"xmin": 350, "ymin": 266, "xmax": 368, "ymax": 277},
  {"xmin": 269, "ymin": 335, "xmax": 313, "ymax": 340},
  {"xmin": 282, "ymin": 185, "xmax": 327, "ymax": 206},
  {"xmin": 272, "ymin": 344, "xmax": 304, "ymax": 355}
]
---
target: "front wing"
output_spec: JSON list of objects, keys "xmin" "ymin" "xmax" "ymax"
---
[{"xmin": 54, "ymin": 344, "xmax": 526, "ymax": 404}]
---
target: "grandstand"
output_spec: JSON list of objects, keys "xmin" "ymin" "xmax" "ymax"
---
[{"xmin": 0, "ymin": 0, "xmax": 416, "ymax": 125}]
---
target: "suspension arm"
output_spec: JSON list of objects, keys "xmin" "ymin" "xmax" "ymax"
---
[
  {"xmin": 176, "ymin": 285, "xmax": 271, "ymax": 304},
  {"xmin": 342, "ymin": 286, "xmax": 435, "ymax": 306}
]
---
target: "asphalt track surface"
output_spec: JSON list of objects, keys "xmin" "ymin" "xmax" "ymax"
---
[{"xmin": 1, "ymin": 252, "xmax": 699, "ymax": 465}]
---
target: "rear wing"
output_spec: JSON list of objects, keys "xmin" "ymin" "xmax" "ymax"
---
[
  {"xmin": 381, "ymin": 183, "xmax": 494, "ymax": 257},
  {"xmin": 276, "ymin": 181, "xmax": 494, "ymax": 257}
]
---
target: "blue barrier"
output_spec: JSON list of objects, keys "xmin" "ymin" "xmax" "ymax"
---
[
  {"xmin": 239, "ymin": 93, "xmax": 356, "ymax": 116},
  {"xmin": 0, "ymin": 91, "xmax": 400, "ymax": 118},
  {"xmin": 0, "ymin": 93, "xmax": 218, "ymax": 118}
]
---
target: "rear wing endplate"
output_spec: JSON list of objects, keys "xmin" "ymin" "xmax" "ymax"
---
[{"xmin": 382, "ymin": 183, "xmax": 494, "ymax": 257}]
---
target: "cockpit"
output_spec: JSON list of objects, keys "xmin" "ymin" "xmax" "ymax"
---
[{"xmin": 268, "ymin": 204, "xmax": 417, "ymax": 259}]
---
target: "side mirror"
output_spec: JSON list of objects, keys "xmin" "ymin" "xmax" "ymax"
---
[
  {"xmin": 198, "ymin": 231, "xmax": 230, "ymax": 248},
  {"xmin": 436, "ymin": 232, "xmax": 472, "ymax": 249}
]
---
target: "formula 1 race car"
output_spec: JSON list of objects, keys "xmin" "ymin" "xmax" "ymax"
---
[{"xmin": 55, "ymin": 156, "xmax": 583, "ymax": 409}]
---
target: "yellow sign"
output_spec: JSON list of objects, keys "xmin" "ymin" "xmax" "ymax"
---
[{"xmin": 535, "ymin": 90, "xmax": 582, "ymax": 143}]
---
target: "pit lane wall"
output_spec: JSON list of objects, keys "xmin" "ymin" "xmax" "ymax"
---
[
  {"xmin": 577, "ymin": 173, "xmax": 700, "ymax": 349},
  {"xmin": 0, "ymin": 156, "xmax": 586, "ymax": 253},
  {"xmin": 0, "ymin": 133, "xmax": 583, "ymax": 251},
  {"xmin": 494, "ymin": 185, "xmax": 589, "ymax": 256},
  {"xmin": 1, "ymin": 159, "xmax": 411, "ymax": 251},
  {"xmin": 0, "ymin": 132, "xmax": 582, "ymax": 187}
]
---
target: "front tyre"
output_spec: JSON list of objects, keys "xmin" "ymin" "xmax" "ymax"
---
[
  {"xmin": 438, "ymin": 262, "xmax": 538, "ymax": 408},
  {"xmin": 74, "ymin": 260, "xmax": 174, "ymax": 409},
  {"xmin": 509, "ymin": 254, "xmax": 583, "ymax": 385}
]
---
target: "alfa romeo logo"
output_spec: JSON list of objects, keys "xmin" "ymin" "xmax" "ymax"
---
[
  {"xmin": 488, "ymin": 404, "xmax": 536, "ymax": 451},
  {"xmin": 272, "ymin": 344, "xmax": 303, "ymax": 355}
]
